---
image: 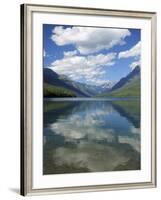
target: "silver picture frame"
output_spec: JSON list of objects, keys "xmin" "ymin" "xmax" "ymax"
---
[{"xmin": 21, "ymin": 4, "xmax": 157, "ymax": 196}]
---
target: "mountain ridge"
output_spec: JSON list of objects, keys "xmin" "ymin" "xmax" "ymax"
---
[
  {"xmin": 111, "ymin": 66, "xmax": 140, "ymax": 91},
  {"xmin": 43, "ymin": 66, "xmax": 140, "ymax": 98},
  {"xmin": 43, "ymin": 68, "xmax": 88, "ymax": 97},
  {"xmin": 43, "ymin": 68, "xmax": 114, "ymax": 97},
  {"xmin": 97, "ymin": 66, "xmax": 140, "ymax": 98}
]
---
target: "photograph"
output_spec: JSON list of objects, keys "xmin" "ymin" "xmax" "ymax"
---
[
  {"xmin": 21, "ymin": 4, "xmax": 156, "ymax": 195},
  {"xmin": 43, "ymin": 24, "xmax": 141, "ymax": 175}
]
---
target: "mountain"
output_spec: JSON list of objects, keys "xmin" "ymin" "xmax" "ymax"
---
[
  {"xmin": 43, "ymin": 68, "xmax": 115, "ymax": 97},
  {"xmin": 98, "ymin": 66, "xmax": 140, "ymax": 98},
  {"xmin": 61, "ymin": 78, "xmax": 114, "ymax": 96},
  {"xmin": 44, "ymin": 67, "xmax": 123, "ymax": 98},
  {"xmin": 58, "ymin": 76, "xmax": 97, "ymax": 96},
  {"xmin": 44, "ymin": 83, "xmax": 77, "ymax": 97},
  {"xmin": 111, "ymin": 66, "xmax": 140, "ymax": 91},
  {"xmin": 98, "ymin": 82, "xmax": 116, "ymax": 93},
  {"xmin": 57, "ymin": 72, "xmax": 115, "ymax": 96},
  {"xmin": 43, "ymin": 68, "xmax": 89, "ymax": 97}
]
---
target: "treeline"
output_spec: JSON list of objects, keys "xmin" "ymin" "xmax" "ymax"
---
[{"xmin": 44, "ymin": 83, "xmax": 76, "ymax": 97}]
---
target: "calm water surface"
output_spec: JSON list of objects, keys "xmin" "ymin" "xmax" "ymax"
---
[{"xmin": 43, "ymin": 98, "xmax": 140, "ymax": 174}]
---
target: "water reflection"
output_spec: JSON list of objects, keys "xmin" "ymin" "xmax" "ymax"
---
[{"xmin": 43, "ymin": 99, "xmax": 140, "ymax": 174}]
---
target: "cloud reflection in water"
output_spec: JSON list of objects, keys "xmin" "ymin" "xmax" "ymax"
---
[{"xmin": 43, "ymin": 100, "xmax": 140, "ymax": 174}]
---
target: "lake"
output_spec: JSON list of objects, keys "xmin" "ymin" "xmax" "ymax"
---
[{"xmin": 43, "ymin": 98, "xmax": 140, "ymax": 174}]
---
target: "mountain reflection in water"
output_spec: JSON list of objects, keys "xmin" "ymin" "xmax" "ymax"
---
[{"xmin": 43, "ymin": 98, "xmax": 140, "ymax": 174}]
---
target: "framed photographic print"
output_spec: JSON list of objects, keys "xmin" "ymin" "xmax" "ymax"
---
[{"xmin": 21, "ymin": 4, "xmax": 157, "ymax": 196}]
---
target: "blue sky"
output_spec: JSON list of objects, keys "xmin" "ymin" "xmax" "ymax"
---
[{"xmin": 43, "ymin": 24, "xmax": 140, "ymax": 86}]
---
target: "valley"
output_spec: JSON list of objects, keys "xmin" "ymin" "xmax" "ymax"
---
[{"xmin": 43, "ymin": 66, "xmax": 140, "ymax": 98}]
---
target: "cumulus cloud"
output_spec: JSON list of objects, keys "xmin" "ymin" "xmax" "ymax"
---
[
  {"xmin": 118, "ymin": 41, "xmax": 141, "ymax": 70},
  {"xmin": 49, "ymin": 102, "xmax": 117, "ymax": 143},
  {"xmin": 63, "ymin": 50, "xmax": 77, "ymax": 57},
  {"xmin": 51, "ymin": 26, "xmax": 131, "ymax": 54},
  {"xmin": 53, "ymin": 142, "xmax": 133, "ymax": 172},
  {"xmin": 50, "ymin": 52, "xmax": 117, "ymax": 85},
  {"xmin": 118, "ymin": 41, "xmax": 141, "ymax": 59}
]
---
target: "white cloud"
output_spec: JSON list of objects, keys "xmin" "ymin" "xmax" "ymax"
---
[
  {"xmin": 48, "ymin": 103, "xmax": 140, "ymax": 171},
  {"xmin": 43, "ymin": 50, "xmax": 46, "ymax": 57},
  {"xmin": 118, "ymin": 41, "xmax": 141, "ymax": 59},
  {"xmin": 53, "ymin": 142, "xmax": 131, "ymax": 171},
  {"xmin": 130, "ymin": 60, "xmax": 141, "ymax": 70},
  {"xmin": 50, "ymin": 104, "xmax": 115, "ymax": 142},
  {"xmin": 118, "ymin": 41, "xmax": 141, "ymax": 70},
  {"xmin": 119, "ymin": 135, "xmax": 140, "ymax": 152},
  {"xmin": 130, "ymin": 127, "xmax": 140, "ymax": 134},
  {"xmin": 45, "ymin": 100, "xmax": 140, "ymax": 171},
  {"xmin": 63, "ymin": 50, "xmax": 77, "ymax": 57},
  {"xmin": 51, "ymin": 26, "xmax": 131, "ymax": 54},
  {"xmin": 44, "ymin": 49, "xmax": 50, "ymax": 58},
  {"xmin": 50, "ymin": 52, "xmax": 117, "ymax": 85}
]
